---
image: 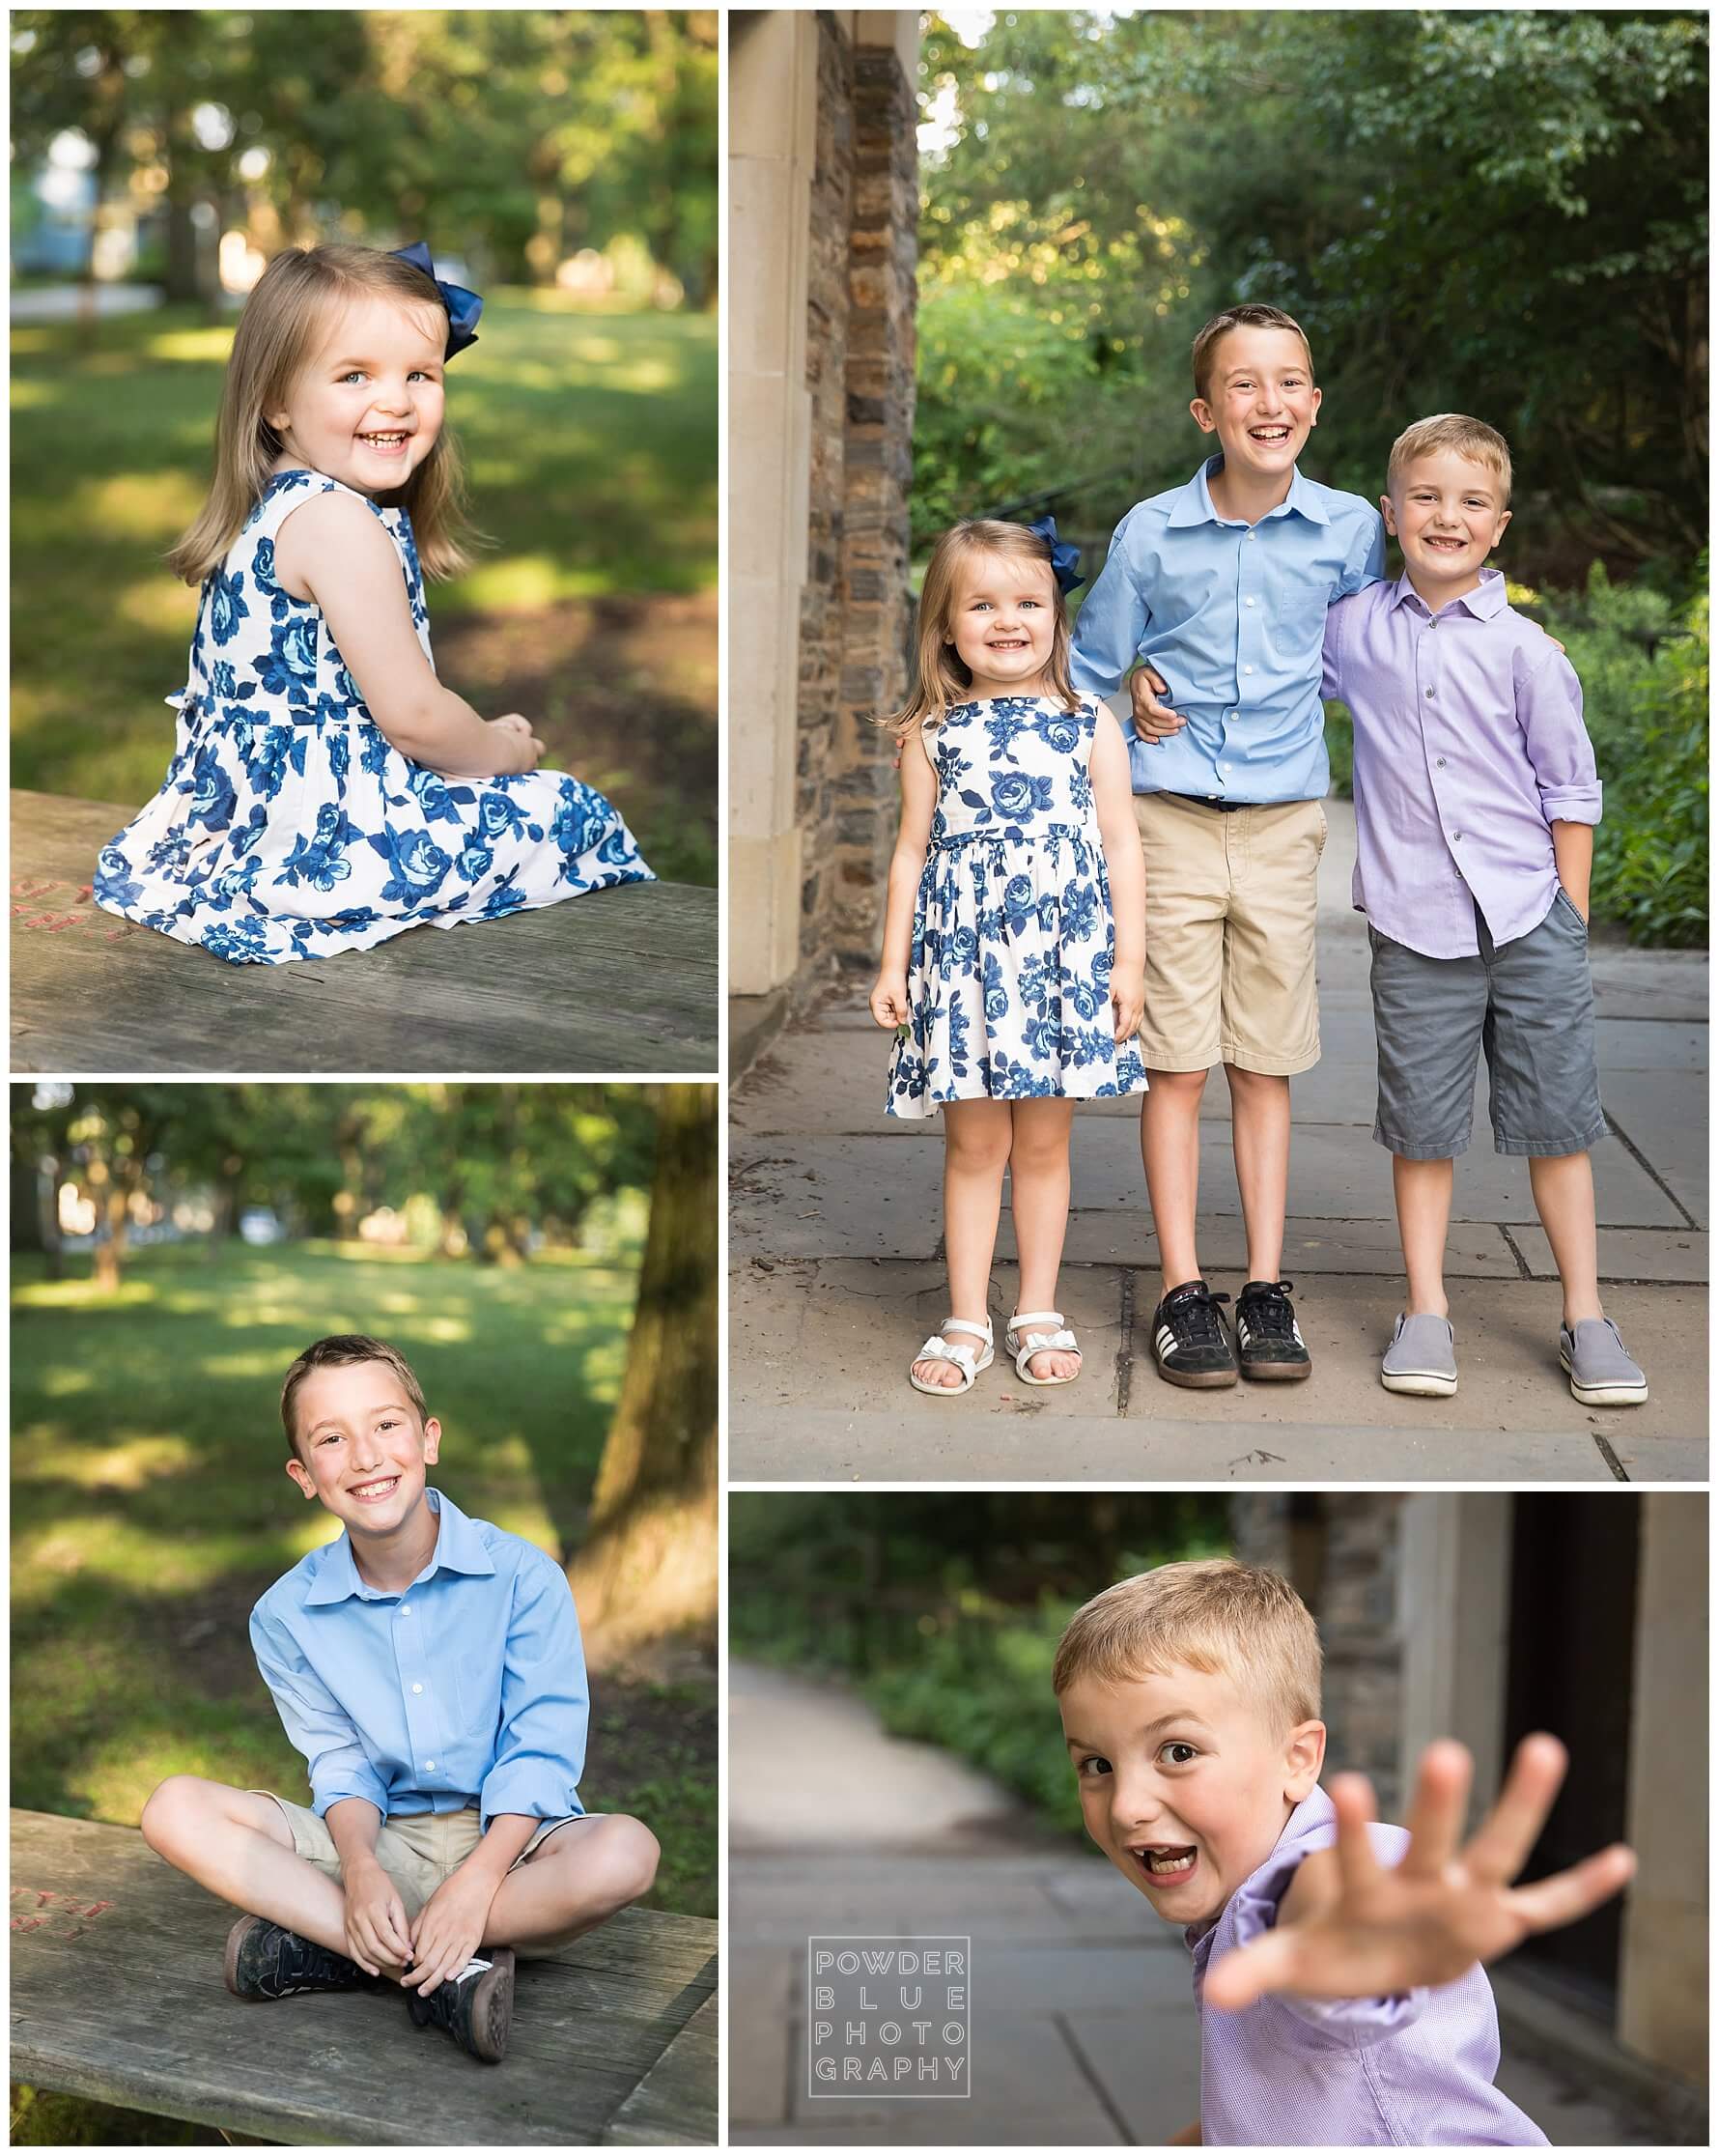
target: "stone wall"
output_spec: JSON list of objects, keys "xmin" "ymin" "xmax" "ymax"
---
[
  {"xmin": 1231, "ymin": 1493, "xmax": 1407, "ymax": 1814},
  {"xmin": 792, "ymin": 15, "xmax": 918, "ymax": 980}
]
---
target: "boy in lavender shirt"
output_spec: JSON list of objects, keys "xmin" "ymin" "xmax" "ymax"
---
[
  {"xmin": 1322, "ymin": 414, "xmax": 1649, "ymax": 1406},
  {"xmin": 1055, "ymin": 1559, "xmax": 1636, "ymax": 2147}
]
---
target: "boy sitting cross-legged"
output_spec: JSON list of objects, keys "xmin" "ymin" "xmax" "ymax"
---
[
  {"xmin": 141, "ymin": 1334, "xmax": 660, "ymax": 2063},
  {"xmin": 1323, "ymin": 415, "xmax": 1649, "ymax": 1406}
]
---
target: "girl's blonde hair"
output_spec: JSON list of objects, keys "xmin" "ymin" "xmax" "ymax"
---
[
  {"xmin": 167, "ymin": 243, "xmax": 479, "ymax": 586},
  {"xmin": 883, "ymin": 519, "xmax": 1081, "ymax": 739},
  {"xmin": 1053, "ymin": 1557, "xmax": 1323, "ymax": 1736}
]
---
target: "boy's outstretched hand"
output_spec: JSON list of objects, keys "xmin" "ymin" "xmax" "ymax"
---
[{"xmin": 1204, "ymin": 1734, "xmax": 1635, "ymax": 2012}]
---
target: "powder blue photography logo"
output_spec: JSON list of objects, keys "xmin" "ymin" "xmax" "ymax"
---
[{"xmin": 806, "ymin": 1934, "xmax": 971, "ymax": 2098}]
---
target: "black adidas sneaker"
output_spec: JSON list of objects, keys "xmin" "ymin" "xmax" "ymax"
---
[
  {"xmin": 223, "ymin": 1914, "xmax": 377, "ymax": 2002},
  {"xmin": 408, "ymin": 1946, "xmax": 515, "ymax": 2063},
  {"xmin": 1234, "ymin": 1278, "xmax": 1312, "ymax": 1380},
  {"xmin": 1148, "ymin": 1280, "xmax": 1237, "ymax": 1388}
]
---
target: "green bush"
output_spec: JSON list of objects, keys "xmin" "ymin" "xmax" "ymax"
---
[{"xmin": 1326, "ymin": 563, "xmax": 1707, "ymax": 949}]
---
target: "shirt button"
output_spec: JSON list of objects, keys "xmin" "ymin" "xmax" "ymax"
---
[
  {"xmin": 424, "ymin": 1760, "xmax": 436, "ymax": 1771},
  {"xmin": 1226, "ymin": 710, "xmax": 1237, "ymax": 722},
  {"xmin": 1243, "ymin": 665, "xmax": 1254, "ymax": 676},
  {"xmin": 412, "ymin": 1683, "xmax": 424, "ymax": 1694},
  {"xmin": 1245, "ymin": 530, "xmax": 1255, "ymax": 541},
  {"xmin": 1424, "ymin": 687, "xmax": 1435, "ymax": 698},
  {"xmin": 1436, "ymin": 757, "xmax": 1446, "ymax": 768},
  {"xmin": 1245, "ymin": 597, "xmax": 1255, "ymax": 608},
  {"xmin": 1451, "ymin": 833, "xmax": 1462, "ymax": 843}
]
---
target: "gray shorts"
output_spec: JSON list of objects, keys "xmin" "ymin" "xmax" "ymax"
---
[{"xmin": 1369, "ymin": 891, "xmax": 1607, "ymax": 1160}]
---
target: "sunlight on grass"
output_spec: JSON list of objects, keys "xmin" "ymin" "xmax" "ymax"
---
[
  {"xmin": 14, "ymin": 1518, "xmax": 264, "ymax": 1597},
  {"xmin": 146, "ymin": 327, "xmax": 237, "ymax": 363},
  {"xmin": 119, "ymin": 580, "xmax": 199, "ymax": 631},
  {"xmin": 39, "ymin": 1367, "xmax": 96, "ymax": 1399},
  {"xmin": 455, "ymin": 555, "xmax": 563, "ymax": 610},
  {"xmin": 86, "ymin": 469, "xmax": 203, "ymax": 540},
  {"xmin": 14, "ymin": 1435, "xmax": 200, "ymax": 1490},
  {"xmin": 11, "ymin": 380, "xmax": 58, "ymax": 409},
  {"xmin": 287, "ymin": 1512, "xmax": 346, "ymax": 1559},
  {"xmin": 14, "ymin": 1278, "xmax": 158, "ymax": 1312}
]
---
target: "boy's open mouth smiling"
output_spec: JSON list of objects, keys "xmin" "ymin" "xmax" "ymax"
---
[
  {"xmin": 349, "ymin": 1475, "xmax": 402, "ymax": 1503},
  {"xmin": 1133, "ymin": 1842, "xmax": 1199, "ymax": 1880}
]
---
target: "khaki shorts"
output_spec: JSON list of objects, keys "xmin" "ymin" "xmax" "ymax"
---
[
  {"xmin": 1133, "ymin": 792, "xmax": 1326, "ymax": 1075},
  {"xmin": 253, "ymin": 1792, "xmax": 583, "ymax": 1958}
]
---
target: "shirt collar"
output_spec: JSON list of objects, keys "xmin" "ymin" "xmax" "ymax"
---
[
  {"xmin": 304, "ymin": 1485, "xmax": 495, "ymax": 1604},
  {"xmin": 1387, "ymin": 564, "xmax": 1508, "ymax": 619},
  {"xmin": 1183, "ymin": 1783, "xmax": 1338, "ymax": 1959},
  {"xmin": 1166, "ymin": 455, "xmax": 1330, "ymax": 530}
]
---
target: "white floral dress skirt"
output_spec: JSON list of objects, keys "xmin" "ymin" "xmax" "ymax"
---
[
  {"xmin": 886, "ymin": 695, "xmax": 1149, "ymax": 1117},
  {"xmin": 93, "ymin": 469, "xmax": 652, "ymax": 965}
]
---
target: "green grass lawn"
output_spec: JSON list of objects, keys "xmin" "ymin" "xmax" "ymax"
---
[
  {"xmin": 13, "ymin": 1240, "xmax": 716, "ymax": 2140},
  {"xmin": 12, "ymin": 294, "xmax": 717, "ymax": 878}
]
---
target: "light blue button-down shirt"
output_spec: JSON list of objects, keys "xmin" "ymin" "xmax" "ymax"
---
[
  {"xmin": 1070, "ymin": 456, "xmax": 1385, "ymax": 800},
  {"xmin": 250, "ymin": 1487, "xmax": 587, "ymax": 1832}
]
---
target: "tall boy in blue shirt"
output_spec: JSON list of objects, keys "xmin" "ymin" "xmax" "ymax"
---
[
  {"xmin": 141, "ymin": 1334, "xmax": 660, "ymax": 2062},
  {"xmin": 1072, "ymin": 304, "xmax": 1383, "ymax": 1391}
]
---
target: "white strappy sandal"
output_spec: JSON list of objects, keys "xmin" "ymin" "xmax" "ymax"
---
[
  {"xmin": 909, "ymin": 1317, "xmax": 994, "ymax": 1396},
  {"xmin": 1006, "ymin": 1310, "xmax": 1082, "ymax": 1386}
]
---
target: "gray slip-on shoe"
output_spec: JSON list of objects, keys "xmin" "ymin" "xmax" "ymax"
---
[
  {"xmin": 1380, "ymin": 1311, "xmax": 1458, "ymax": 1398},
  {"xmin": 1560, "ymin": 1318, "xmax": 1649, "ymax": 1407}
]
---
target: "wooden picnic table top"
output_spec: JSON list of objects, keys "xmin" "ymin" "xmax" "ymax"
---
[
  {"xmin": 10, "ymin": 792, "xmax": 718, "ymax": 1076},
  {"xmin": 10, "ymin": 1809, "xmax": 719, "ymax": 2146}
]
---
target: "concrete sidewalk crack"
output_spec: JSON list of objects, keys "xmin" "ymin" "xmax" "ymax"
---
[
  {"xmin": 1115, "ymin": 1270, "xmax": 1135, "ymax": 1417},
  {"xmin": 1604, "ymin": 1115, "xmax": 1700, "ymax": 1231},
  {"xmin": 1056, "ymin": 2007, "xmax": 1139, "ymax": 2144},
  {"xmin": 1591, "ymin": 1431, "xmax": 1631, "ymax": 1482}
]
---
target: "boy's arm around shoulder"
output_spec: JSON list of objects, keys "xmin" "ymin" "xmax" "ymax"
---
[
  {"xmin": 249, "ymin": 1597, "xmax": 391, "ymax": 1817},
  {"xmin": 478, "ymin": 1547, "xmax": 589, "ymax": 1830}
]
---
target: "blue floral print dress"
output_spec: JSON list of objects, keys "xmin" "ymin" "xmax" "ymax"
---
[
  {"xmin": 93, "ymin": 470, "xmax": 652, "ymax": 965},
  {"xmin": 886, "ymin": 694, "xmax": 1149, "ymax": 1116}
]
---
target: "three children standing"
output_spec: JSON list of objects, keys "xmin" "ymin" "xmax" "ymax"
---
[{"xmin": 874, "ymin": 301, "xmax": 1648, "ymax": 1410}]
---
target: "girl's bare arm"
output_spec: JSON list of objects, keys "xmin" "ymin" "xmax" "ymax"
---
[
  {"xmin": 1090, "ymin": 708, "xmax": 1145, "ymax": 1040},
  {"xmin": 869, "ymin": 728, "xmax": 937, "ymax": 1025},
  {"xmin": 274, "ymin": 492, "xmax": 540, "ymax": 778}
]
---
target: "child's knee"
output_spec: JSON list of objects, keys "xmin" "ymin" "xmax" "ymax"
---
[
  {"xmin": 1149, "ymin": 1066, "xmax": 1208, "ymax": 1102},
  {"xmin": 946, "ymin": 1121, "xmax": 1010, "ymax": 1173},
  {"xmin": 140, "ymin": 1773, "xmax": 207, "ymax": 1858},
  {"xmin": 574, "ymin": 1815, "xmax": 659, "ymax": 1910}
]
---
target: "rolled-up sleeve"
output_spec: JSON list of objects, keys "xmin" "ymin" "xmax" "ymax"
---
[
  {"xmin": 478, "ymin": 1554, "xmax": 588, "ymax": 1831},
  {"xmin": 1520, "ymin": 648, "xmax": 1602, "ymax": 825},
  {"xmin": 250, "ymin": 1603, "xmax": 389, "ymax": 1819},
  {"xmin": 1069, "ymin": 510, "xmax": 1152, "ymax": 701}
]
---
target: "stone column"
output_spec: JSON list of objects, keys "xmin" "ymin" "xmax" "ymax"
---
[
  {"xmin": 728, "ymin": 13, "xmax": 819, "ymax": 1001},
  {"xmin": 1396, "ymin": 1494, "xmax": 1512, "ymax": 1818},
  {"xmin": 1618, "ymin": 1493, "xmax": 1706, "ymax": 2081},
  {"xmin": 831, "ymin": 14, "xmax": 920, "ymax": 965}
]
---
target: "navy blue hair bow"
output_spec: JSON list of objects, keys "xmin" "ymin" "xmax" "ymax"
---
[
  {"xmin": 1026, "ymin": 513, "xmax": 1085, "ymax": 595},
  {"xmin": 390, "ymin": 240, "xmax": 483, "ymax": 359}
]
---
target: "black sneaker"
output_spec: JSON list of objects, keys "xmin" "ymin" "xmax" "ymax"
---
[
  {"xmin": 223, "ymin": 1914, "xmax": 375, "ymax": 2001},
  {"xmin": 408, "ymin": 1946, "xmax": 515, "ymax": 2063},
  {"xmin": 1234, "ymin": 1279, "xmax": 1312, "ymax": 1381},
  {"xmin": 1149, "ymin": 1280, "xmax": 1237, "ymax": 1388}
]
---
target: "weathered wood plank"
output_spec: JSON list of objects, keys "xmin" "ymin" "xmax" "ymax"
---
[
  {"xmin": 11, "ymin": 1810, "xmax": 717, "ymax": 2146},
  {"xmin": 603, "ymin": 1991, "xmax": 719, "ymax": 2145},
  {"xmin": 11, "ymin": 793, "xmax": 718, "ymax": 1075}
]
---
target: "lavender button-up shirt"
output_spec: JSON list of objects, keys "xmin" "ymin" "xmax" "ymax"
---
[
  {"xmin": 1322, "ymin": 569, "xmax": 1601, "ymax": 958},
  {"xmin": 1188, "ymin": 1785, "xmax": 1547, "ymax": 2146}
]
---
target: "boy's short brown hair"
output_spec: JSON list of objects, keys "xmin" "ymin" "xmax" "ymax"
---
[
  {"xmin": 1387, "ymin": 412, "xmax": 1513, "ymax": 507},
  {"xmin": 280, "ymin": 1334, "xmax": 429, "ymax": 1460},
  {"xmin": 1191, "ymin": 303, "xmax": 1315, "ymax": 404},
  {"xmin": 1052, "ymin": 1557, "xmax": 1322, "ymax": 1734}
]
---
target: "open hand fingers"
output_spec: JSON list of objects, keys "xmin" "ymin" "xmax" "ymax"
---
[
  {"xmin": 1509, "ymin": 1843, "xmax": 1635, "ymax": 1935},
  {"xmin": 1397, "ymin": 1739, "xmax": 1475, "ymax": 1879},
  {"xmin": 1328, "ymin": 1772, "xmax": 1388, "ymax": 1899},
  {"xmin": 1463, "ymin": 1732, "xmax": 1567, "ymax": 1885}
]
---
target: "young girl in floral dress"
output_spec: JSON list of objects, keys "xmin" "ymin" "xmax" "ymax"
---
[
  {"xmin": 95, "ymin": 241, "xmax": 650, "ymax": 964},
  {"xmin": 870, "ymin": 518, "xmax": 1147, "ymax": 1396}
]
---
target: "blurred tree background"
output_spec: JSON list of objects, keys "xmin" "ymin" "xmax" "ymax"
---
[
  {"xmin": 730, "ymin": 1490, "xmax": 1231, "ymax": 1832},
  {"xmin": 11, "ymin": 9, "xmax": 718, "ymax": 884},
  {"xmin": 914, "ymin": 9, "xmax": 1707, "ymax": 945}
]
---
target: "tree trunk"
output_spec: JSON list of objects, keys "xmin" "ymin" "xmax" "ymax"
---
[{"xmin": 564, "ymin": 1087, "xmax": 718, "ymax": 1664}]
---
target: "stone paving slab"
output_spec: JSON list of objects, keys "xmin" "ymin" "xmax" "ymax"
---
[
  {"xmin": 1594, "ymin": 1068, "xmax": 1708, "ymax": 1228},
  {"xmin": 730, "ymin": 1262, "xmax": 1705, "ymax": 1475},
  {"xmin": 1510, "ymin": 1225, "xmax": 1707, "ymax": 1285},
  {"xmin": 1042, "ymin": 1209, "xmax": 1524, "ymax": 1275}
]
